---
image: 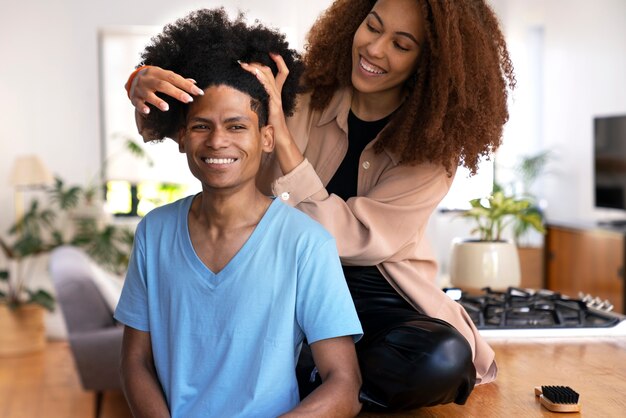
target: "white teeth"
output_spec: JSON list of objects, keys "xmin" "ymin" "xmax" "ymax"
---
[
  {"xmin": 360, "ymin": 57, "xmax": 385, "ymax": 75},
  {"xmin": 204, "ymin": 158, "xmax": 236, "ymax": 164}
]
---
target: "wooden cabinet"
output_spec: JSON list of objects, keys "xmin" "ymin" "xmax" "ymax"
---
[{"xmin": 545, "ymin": 223, "xmax": 624, "ymax": 314}]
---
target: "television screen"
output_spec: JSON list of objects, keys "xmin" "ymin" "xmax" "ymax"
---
[{"xmin": 595, "ymin": 115, "xmax": 626, "ymax": 210}]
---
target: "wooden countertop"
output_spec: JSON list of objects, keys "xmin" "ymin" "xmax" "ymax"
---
[
  {"xmin": 361, "ymin": 337, "xmax": 626, "ymax": 417},
  {"xmin": 1, "ymin": 339, "xmax": 625, "ymax": 417}
]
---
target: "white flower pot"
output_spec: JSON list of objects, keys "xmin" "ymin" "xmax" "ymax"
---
[{"xmin": 449, "ymin": 239, "xmax": 521, "ymax": 290}]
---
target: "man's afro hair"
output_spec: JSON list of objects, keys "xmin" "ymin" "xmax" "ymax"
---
[{"xmin": 138, "ymin": 8, "xmax": 304, "ymax": 141}]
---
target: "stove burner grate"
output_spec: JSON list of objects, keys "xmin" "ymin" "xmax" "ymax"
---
[{"xmin": 453, "ymin": 287, "xmax": 622, "ymax": 330}]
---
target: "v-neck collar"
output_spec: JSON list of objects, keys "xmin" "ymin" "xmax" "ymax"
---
[{"xmin": 179, "ymin": 195, "xmax": 279, "ymax": 288}]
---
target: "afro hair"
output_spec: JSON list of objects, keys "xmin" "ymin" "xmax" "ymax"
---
[
  {"xmin": 138, "ymin": 8, "xmax": 304, "ymax": 141},
  {"xmin": 302, "ymin": 0, "xmax": 514, "ymax": 174}
]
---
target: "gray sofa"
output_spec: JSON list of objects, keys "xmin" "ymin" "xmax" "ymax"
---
[{"xmin": 48, "ymin": 245, "xmax": 123, "ymax": 417}]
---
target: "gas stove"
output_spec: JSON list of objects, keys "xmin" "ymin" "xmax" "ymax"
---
[{"xmin": 446, "ymin": 287, "xmax": 626, "ymax": 339}]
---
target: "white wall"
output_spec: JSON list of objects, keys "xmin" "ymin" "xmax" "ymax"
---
[{"xmin": 492, "ymin": 0, "xmax": 626, "ymax": 222}]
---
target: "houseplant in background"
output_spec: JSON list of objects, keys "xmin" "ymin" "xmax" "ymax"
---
[
  {"xmin": 0, "ymin": 140, "xmax": 146, "ymax": 356},
  {"xmin": 449, "ymin": 188, "xmax": 546, "ymax": 290},
  {"xmin": 0, "ymin": 177, "xmax": 136, "ymax": 356},
  {"xmin": 1, "ymin": 197, "xmax": 58, "ymax": 356},
  {"xmin": 510, "ymin": 150, "xmax": 554, "ymax": 288}
]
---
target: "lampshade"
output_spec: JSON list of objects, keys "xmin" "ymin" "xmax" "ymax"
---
[{"xmin": 9, "ymin": 154, "xmax": 55, "ymax": 189}]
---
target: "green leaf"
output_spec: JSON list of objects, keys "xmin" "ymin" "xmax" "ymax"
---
[
  {"xmin": 27, "ymin": 289, "xmax": 56, "ymax": 312},
  {"xmin": 125, "ymin": 139, "xmax": 154, "ymax": 167},
  {"xmin": 460, "ymin": 189, "xmax": 545, "ymax": 241},
  {"xmin": 48, "ymin": 177, "xmax": 82, "ymax": 210}
]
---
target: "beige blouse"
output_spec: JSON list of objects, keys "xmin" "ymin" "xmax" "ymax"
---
[{"xmin": 257, "ymin": 88, "xmax": 497, "ymax": 384}]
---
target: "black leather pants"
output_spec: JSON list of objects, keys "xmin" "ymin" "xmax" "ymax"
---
[{"xmin": 296, "ymin": 266, "xmax": 476, "ymax": 411}]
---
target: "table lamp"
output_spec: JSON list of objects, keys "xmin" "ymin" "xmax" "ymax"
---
[{"xmin": 8, "ymin": 154, "xmax": 55, "ymax": 224}]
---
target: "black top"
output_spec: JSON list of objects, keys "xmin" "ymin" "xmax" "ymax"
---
[
  {"xmin": 326, "ymin": 110, "xmax": 391, "ymax": 201},
  {"xmin": 325, "ymin": 111, "xmax": 408, "ymax": 309}
]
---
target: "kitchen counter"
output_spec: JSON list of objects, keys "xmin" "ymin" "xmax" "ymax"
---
[
  {"xmin": 359, "ymin": 337, "xmax": 626, "ymax": 417},
  {"xmin": 2, "ymin": 339, "xmax": 625, "ymax": 417}
]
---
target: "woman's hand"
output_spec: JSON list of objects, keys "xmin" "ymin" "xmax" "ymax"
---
[
  {"xmin": 129, "ymin": 66, "xmax": 204, "ymax": 115},
  {"xmin": 239, "ymin": 54, "xmax": 304, "ymax": 174}
]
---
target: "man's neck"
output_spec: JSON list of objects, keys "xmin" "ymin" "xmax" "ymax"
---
[
  {"xmin": 187, "ymin": 188, "xmax": 272, "ymax": 273},
  {"xmin": 191, "ymin": 188, "xmax": 271, "ymax": 233}
]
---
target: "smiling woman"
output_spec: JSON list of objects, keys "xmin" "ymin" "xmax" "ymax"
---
[{"xmin": 349, "ymin": 0, "xmax": 425, "ymax": 113}]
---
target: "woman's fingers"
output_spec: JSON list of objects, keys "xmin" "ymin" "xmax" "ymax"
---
[
  {"xmin": 269, "ymin": 53, "xmax": 289, "ymax": 91},
  {"xmin": 131, "ymin": 67, "xmax": 204, "ymax": 113},
  {"xmin": 238, "ymin": 60, "xmax": 282, "ymax": 102},
  {"xmin": 238, "ymin": 58, "xmax": 294, "ymax": 150}
]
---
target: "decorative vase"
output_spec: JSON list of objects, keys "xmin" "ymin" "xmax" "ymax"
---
[
  {"xmin": 0, "ymin": 303, "xmax": 46, "ymax": 357},
  {"xmin": 449, "ymin": 239, "xmax": 521, "ymax": 290}
]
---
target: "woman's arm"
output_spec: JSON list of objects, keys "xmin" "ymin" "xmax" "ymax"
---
[
  {"xmin": 281, "ymin": 336, "xmax": 362, "ymax": 418},
  {"xmin": 120, "ymin": 326, "xmax": 171, "ymax": 418},
  {"xmin": 274, "ymin": 156, "xmax": 454, "ymax": 266}
]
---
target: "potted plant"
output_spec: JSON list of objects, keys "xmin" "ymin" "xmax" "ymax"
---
[
  {"xmin": 0, "ymin": 198, "xmax": 58, "ymax": 356},
  {"xmin": 0, "ymin": 178, "xmax": 134, "ymax": 356},
  {"xmin": 0, "ymin": 137, "xmax": 152, "ymax": 356},
  {"xmin": 449, "ymin": 189, "xmax": 546, "ymax": 290}
]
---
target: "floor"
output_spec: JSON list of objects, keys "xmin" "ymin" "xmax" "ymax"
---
[
  {"xmin": 1, "ymin": 338, "xmax": 625, "ymax": 417},
  {"xmin": 0, "ymin": 341, "xmax": 129, "ymax": 418}
]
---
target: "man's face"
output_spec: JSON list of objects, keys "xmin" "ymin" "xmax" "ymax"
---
[{"xmin": 179, "ymin": 85, "xmax": 274, "ymax": 193}]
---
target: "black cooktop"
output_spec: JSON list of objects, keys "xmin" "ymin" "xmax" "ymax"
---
[{"xmin": 449, "ymin": 287, "xmax": 622, "ymax": 330}]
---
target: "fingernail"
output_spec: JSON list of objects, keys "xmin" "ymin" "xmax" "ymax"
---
[
  {"xmin": 194, "ymin": 87, "xmax": 204, "ymax": 96},
  {"xmin": 160, "ymin": 102, "xmax": 169, "ymax": 111},
  {"xmin": 143, "ymin": 107, "xmax": 150, "ymax": 114}
]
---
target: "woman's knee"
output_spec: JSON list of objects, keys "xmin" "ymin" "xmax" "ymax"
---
[{"xmin": 358, "ymin": 319, "xmax": 476, "ymax": 410}]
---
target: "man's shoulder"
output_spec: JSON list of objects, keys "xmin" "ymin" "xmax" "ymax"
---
[
  {"xmin": 271, "ymin": 199, "xmax": 333, "ymax": 240},
  {"xmin": 138, "ymin": 195, "xmax": 193, "ymax": 232}
]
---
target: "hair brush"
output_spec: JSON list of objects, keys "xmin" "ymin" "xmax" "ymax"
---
[{"xmin": 534, "ymin": 385, "xmax": 581, "ymax": 413}]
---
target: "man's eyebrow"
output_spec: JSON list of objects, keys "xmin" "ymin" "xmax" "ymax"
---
[
  {"xmin": 188, "ymin": 115, "xmax": 252, "ymax": 123},
  {"xmin": 223, "ymin": 115, "xmax": 253, "ymax": 124},
  {"xmin": 188, "ymin": 116, "xmax": 211, "ymax": 123},
  {"xmin": 369, "ymin": 11, "xmax": 420, "ymax": 46}
]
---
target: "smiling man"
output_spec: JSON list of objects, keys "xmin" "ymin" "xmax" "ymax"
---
[{"xmin": 114, "ymin": 9, "xmax": 363, "ymax": 418}]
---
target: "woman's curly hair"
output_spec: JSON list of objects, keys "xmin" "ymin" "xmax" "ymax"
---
[
  {"xmin": 302, "ymin": 0, "xmax": 515, "ymax": 175},
  {"xmin": 139, "ymin": 8, "xmax": 304, "ymax": 141}
]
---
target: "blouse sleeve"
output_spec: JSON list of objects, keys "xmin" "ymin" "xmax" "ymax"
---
[{"xmin": 272, "ymin": 155, "xmax": 453, "ymax": 266}]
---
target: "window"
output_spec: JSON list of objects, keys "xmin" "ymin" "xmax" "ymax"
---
[
  {"xmin": 98, "ymin": 26, "xmax": 200, "ymax": 218},
  {"xmin": 439, "ymin": 160, "xmax": 495, "ymax": 210}
]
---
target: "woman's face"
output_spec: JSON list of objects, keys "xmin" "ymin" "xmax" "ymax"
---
[{"xmin": 351, "ymin": 0, "xmax": 425, "ymax": 99}]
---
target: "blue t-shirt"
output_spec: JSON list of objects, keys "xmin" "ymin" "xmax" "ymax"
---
[{"xmin": 114, "ymin": 195, "xmax": 362, "ymax": 417}]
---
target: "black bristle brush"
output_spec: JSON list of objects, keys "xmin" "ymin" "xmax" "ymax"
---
[{"xmin": 534, "ymin": 385, "xmax": 581, "ymax": 413}]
